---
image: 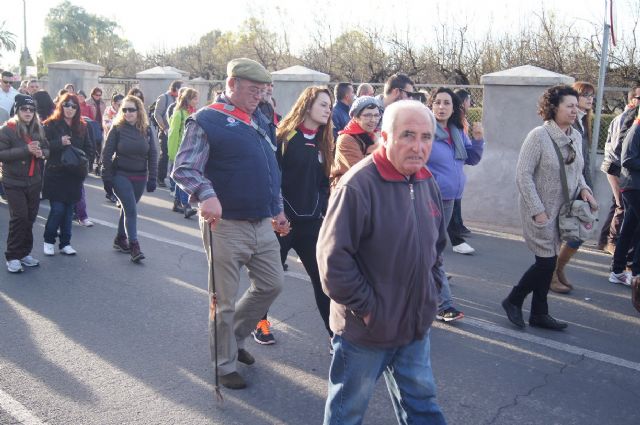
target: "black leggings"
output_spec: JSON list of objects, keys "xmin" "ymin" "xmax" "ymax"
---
[
  {"xmin": 265, "ymin": 219, "xmax": 332, "ymax": 336},
  {"xmin": 508, "ymin": 255, "xmax": 557, "ymax": 315}
]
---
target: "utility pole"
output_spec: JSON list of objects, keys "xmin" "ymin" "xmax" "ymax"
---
[{"xmin": 20, "ymin": 0, "xmax": 33, "ymax": 77}]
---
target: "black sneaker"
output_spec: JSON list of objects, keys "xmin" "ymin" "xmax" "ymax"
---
[
  {"xmin": 436, "ymin": 307, "xmax": 464, "ymax": 322},
  {"xmin": 252, "ymin": 319, "xmax": 275, "ymax": 345}
]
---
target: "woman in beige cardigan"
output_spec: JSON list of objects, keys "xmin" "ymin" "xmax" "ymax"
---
[{"xmin": 502, "ymin": 85, "xmax": 597, "ymax": 331}]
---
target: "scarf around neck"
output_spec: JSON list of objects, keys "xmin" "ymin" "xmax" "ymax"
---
[
  {"xmin": 436, "ymin": 123, "xmax": 467, "ymax": 161},
  {"xmin": 339, "ymin": 119, "xmax": 376, "ymax": 141}
]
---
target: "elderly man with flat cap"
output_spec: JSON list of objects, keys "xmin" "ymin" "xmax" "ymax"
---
[{"xmin": 173, "ymin": 58, "xmax": 289, "ymax": 390}]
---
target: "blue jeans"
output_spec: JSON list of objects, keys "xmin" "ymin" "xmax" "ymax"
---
[
  {"xmin": 435, "ymin": 200, "xmax": 455, "ymax": 311},
  {"xmin": 174, "ymin": 185, "xmax": 189, "ymax": 206},
  {"xmin": 324, "ymin": 333, "xmax": 446, "ymax": 425},
  {"xmin": 43, "ymin": 200, "xmax": 74, "ymax": 248},
  {"xmin": 113, "ymin": 174, "xmax": 145, "ymax": 242}
]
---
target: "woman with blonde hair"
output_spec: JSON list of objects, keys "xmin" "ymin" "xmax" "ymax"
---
[
  {"xmin": 168, "ymin": 87, "xmax": 199, "ymax": 218},
  {"xmin": 0, "ymin": 94, "xmax": 49, "ymax": 272},
  {"xmin": 252, "ymin": 86, "xmax": 335, "ymax": 346},
  {"xmin": 101, "ymin": 95, "xmax": 158, "ymax": 263}
]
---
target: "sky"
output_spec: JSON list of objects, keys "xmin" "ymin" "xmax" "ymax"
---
[{"xmin": 0, "ymin": 0, "xmax": 635, "ymax": 71}]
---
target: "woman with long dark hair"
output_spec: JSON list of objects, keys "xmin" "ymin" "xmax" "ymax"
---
[
  {"xmin": 0, "ymin": 94, "xmax": 49, "ymax": 272},
  {"xmin": 42, "ymin": 93, "xmax": 92, "ymax": 256},
  {"xmin": 502, "ymin": 85, "xmax": 596, "ymax": 330},
  {"xmin": 251, "ymin": 86, "xmax": 335, "ymax": 346},
  {"xmin": 101, "ymin": 95, "xmax": 158, "ymax": 263}
]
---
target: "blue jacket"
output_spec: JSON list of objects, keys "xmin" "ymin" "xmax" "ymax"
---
[
  {"xmin": 332, "ymin": 101, "xmax": 350, "ymax": 139},
  {"xmin": 194, "ymin": 102, "xmax": 281, "ymax": 220},
  {"xmin": 427, "ymin": 124, "xmax": 484, "ymax": 200}
]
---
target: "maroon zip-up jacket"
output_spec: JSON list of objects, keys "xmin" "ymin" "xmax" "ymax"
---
[{"xmin": 317, "ymin": 146, "xmax": 446, "ymax": 348}]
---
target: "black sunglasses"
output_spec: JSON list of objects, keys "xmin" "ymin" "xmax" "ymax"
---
[
  {"xmin": 565, "ymin": 142, "xmax": 577, "ymax": 165},
  {"xmin": 121, "ymin": 107, "xmax": 138, "ymax": 113},
  {"xmin": 62, "ymin": 102, "xmax": 78, "ymax": 109},
  {"xmin": 19, "ymin": 106, "xmax": 35, "ymax": 113},
  {"xmin": 1, "ymin": 80, "xmax": 11, "ymax": 84}
]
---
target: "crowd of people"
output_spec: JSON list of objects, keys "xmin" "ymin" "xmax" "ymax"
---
[{"xmin": 2, "ymin": 59, "xmax": 640, "ymax": 424}]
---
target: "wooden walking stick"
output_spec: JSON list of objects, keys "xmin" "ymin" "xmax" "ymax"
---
[{"xmin": 208, "ymin": 226, "xmax": 224, "ymax": 403}]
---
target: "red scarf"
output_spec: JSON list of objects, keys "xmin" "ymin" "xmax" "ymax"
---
[
  {"xmin": 338, "ymin": 119, "xmax": 376, "ymax": 141},
  {"xmin": 298, "ymin": 123, "xmax": 319, "ymax": 136}
]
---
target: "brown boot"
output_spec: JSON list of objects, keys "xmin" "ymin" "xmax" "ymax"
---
[
  {"xmin": 555, "ymin": 244, "xmax": 578, "ymax": 290},
  {"xmin": 550, "ymin": 271, "xmax": 571, "ymax": 294}
]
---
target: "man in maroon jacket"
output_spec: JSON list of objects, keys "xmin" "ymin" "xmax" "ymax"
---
[{"xmin": 318, "ymin": 100, "xmax": 447, "ymax": 424}]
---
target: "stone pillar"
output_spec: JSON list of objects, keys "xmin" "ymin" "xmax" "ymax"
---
[
  {"xmin": 463, "ymin": 65, "xmax": 575, "ymax": 231},
  {"xmin": 136, "ymin": 66, "xmax": 190, "ymax": 107},
  {"xmin": 271, "ymin": 66, "xmax": 330, "ymax": 117},
  {"xmin": 46, "ymin": 60, "xmax": 104, "ymax": 97},
  {"xmin": 187, "ymin": 77, "xmax": 211, "ymax": 109}
]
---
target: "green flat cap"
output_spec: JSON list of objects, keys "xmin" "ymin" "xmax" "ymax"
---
[{"xmin": 227, "ymin": 58, "xmax": 272, "ymax": 83}]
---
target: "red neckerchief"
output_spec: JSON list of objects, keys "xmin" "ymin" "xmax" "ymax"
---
[
  {"xmin": 372, "ymin": 146, "xmax": 431, "ymax": 182},
  {"xmin": 339, "ymin": 119, "xmax": 376, "ymax": 141},
  {"xmin": 209, "ymin": 102, "xmax": 251, "ymax": 125},
  {"xmin": 7, "ymin": 121, "xmax": 36, "ymax": 177},
  {"xmin": 298, "ymin": 123, "xmax": 319, "ymax": 135},
  {"xmin": 188, "ymin": 106, "xmax": 196, "ymax": 114}
]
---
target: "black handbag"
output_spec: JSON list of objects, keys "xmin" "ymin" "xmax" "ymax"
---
[{"xmin": 61, "ymin": 145, "xmax": 89, "ymax": 178}]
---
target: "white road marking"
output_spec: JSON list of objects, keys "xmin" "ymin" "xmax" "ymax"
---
[
  {"xmin": 23, "ymin": 203, "xmax": 640, "ymax": 373},
  {"xmin": 0, "ymin": 388, "xmax": 45, "ymax": 425}
]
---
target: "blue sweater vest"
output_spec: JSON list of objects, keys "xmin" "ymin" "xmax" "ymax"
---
[{"xmin": 194, "ymin": 105, "xmax": 281, "ymax": 220}]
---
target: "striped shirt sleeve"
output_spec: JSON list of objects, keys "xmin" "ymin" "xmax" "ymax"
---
[{"xmin": 171, "ymin": 120, "xmax": 216, "ymax": 203}]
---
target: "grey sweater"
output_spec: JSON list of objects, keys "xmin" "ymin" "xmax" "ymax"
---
[
  {"xmin": 101, "ymin": 122, "xmax": 158, "ymax": 182},
  {"xmin": 516, "ymin": 120, "xmax": 591, "ymax": 257}
]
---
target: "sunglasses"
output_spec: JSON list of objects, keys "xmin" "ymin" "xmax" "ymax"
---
[
  {"xmin": 62, "ymin": 102, "xmax": 78, "ymax": 109},
  {"xmin": 19, "ymin": 106, "xmax": 35, "ymax": 113},
  {"xmin": 564, "ymin": 142, "xmax": 577, "ymax": 165},
  {"xmin": 121, "ymin": 107, "xmax": 138, "ymax": 113},
  {"xmin": 1, "ymin": 80, "xmax": 11, "ymax": 84}
]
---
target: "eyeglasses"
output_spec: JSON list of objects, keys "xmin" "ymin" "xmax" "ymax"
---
[
  {"xmin": 122, "ymin": 107, "xmax": 138, "ymax": 113},
  {"xmin": 62, "ymin": 102, "xmax": 78, "ymax": 109},
  {"xmin": 360, "ymin": 113, "xmax": 381, "ymax": 120},
  {"xmin": 565, "ymin": 142, "xmax": 576, "ymax": 165},
  {"xmin": 19, "ymin": 106, "xmax": 35, "ymax": 113},
  {"xmin": 1, "ymin": 80, "xmax": 11, "ymax": 85},
  {"xmin": 581, "ymin": 93, "xmax": 595, "ymax": 99}
]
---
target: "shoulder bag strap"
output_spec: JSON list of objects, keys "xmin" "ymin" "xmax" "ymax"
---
[{"xmin": 546, "ymin": 128, "xmax": 571, "ymax": 206}]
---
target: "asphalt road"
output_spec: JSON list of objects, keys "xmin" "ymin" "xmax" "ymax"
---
[{"xmin": 0, "ymin": 174, "xmax": 639, "ymax": 425}]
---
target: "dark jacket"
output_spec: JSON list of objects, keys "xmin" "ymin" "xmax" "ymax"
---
[
  {"xmin": 101, "ymin": 123, "xmax": 158, "ymax": 182},
  {"xmin": 194, "ymin": 97, "xmax": 281, "ymax": 220},
  {"xmin": 42, "ymin": 119, "xmax": 91, "ymax": 203},
  {"xmin": 278, "ymin": 129, "xmax": 329, "ymax": 222},
  {"xmin": 331, "ymin": 101, "xmax": 350, "ymax": 139},
  {"xmin": 572, "ymin": 114, "xmax": 593, "ymax": 188},
  {"xmin": 602, "ymin": 106, "xmax": 638, "ymax": 176},
  {"xmin": 620, "ymin": 120, "xmax": 640, "ymax": 191},
  {"xmin": 0, "ymin": 121, "xmax": 49, "ymax": 187},
  {"xmin": 317, "ymin": 147, "xmax": 446, "ymax": 348}
]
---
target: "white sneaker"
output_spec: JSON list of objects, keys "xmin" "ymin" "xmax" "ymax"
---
[
  {"xmin": 6, "ymin": 259, "xmax": 23, "ymax": 273},
  {"xmin": 43, "ymin": 242, "xmax": 55, "ymax": 256},
  {"xmin": 452, "ymin": 242, "xmax": 475, "ymax": 255},
  {"xmin": 20, "ymin": 255, "xmax": 40, "ymax": 267},
  {"xmin": 609, "ymin": 271, "xmax": 632, "ymax": 287},
  {"xmin": 60, "ymin": 245, "xmax": 77, "ymax": 255},
  {"xmin": 78, "ymin": 218, "xmax": 94, "ymax": 227}
]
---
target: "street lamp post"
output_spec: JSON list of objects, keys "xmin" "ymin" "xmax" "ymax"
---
[{"xmin": 20, "ymin": 0, "xmax": 33, "ymax": 78}]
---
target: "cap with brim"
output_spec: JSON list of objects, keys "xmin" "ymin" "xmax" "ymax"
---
[{"xmin": 227, "ymin": 58, "xmax": 272, "ymax": 84}]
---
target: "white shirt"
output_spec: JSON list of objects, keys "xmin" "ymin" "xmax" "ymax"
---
[{"xmin": 0, "ymin": 87, "xmax": 18, "ymax": 115}]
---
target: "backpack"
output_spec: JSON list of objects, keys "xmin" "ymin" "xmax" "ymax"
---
[{"xmin": 149, "ymin": 93, "xmax": 171, "ymax": 129}]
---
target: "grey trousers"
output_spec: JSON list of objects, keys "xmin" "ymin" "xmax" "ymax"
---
[{"xmin": 201, "ymin": 217, "xmax": 283, "ymax": 375}]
